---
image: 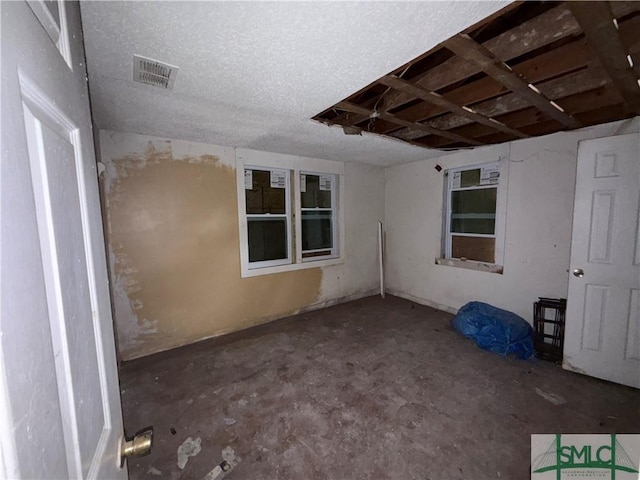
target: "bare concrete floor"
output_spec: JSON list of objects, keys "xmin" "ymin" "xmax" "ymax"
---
[{"xmin": 119, "ymin": 295, "xmax": 639, "ymax": 479}]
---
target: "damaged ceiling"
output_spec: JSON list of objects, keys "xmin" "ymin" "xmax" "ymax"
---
[
  {"xmin": 80, "ymin": 1, "xmax": 510, "ymax": 166},
  {"xmin": 313, "ymin": 1, "xmax": 640, "ymax": 151}
]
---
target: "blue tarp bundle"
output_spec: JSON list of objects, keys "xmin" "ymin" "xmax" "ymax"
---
[{"xmin": 451, "ymin": 301, "xmax": 534, "ymax": 360}]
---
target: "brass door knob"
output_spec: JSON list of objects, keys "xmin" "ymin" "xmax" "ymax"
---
[{"xmin": 120, "ymin": 427, "xmax": 153, "ymax": 466}]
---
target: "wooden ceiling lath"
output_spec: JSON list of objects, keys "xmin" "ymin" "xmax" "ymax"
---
[{"xmin": 313, "ymin": 1, "xmax": 640, "ymax": 150}]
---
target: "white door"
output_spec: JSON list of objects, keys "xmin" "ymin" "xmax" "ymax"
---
[
  {"xmin": 564, "ymin": 133, "xmax": 640, "ymax": 388},
  {"xmin": 1, "ymin": 1, "xmax": 127, "ymax": 478}
]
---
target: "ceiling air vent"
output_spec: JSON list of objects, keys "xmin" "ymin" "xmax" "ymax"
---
[{"xmin": 133, "ymin": 54, "xmax": 178, "ymax": 89}]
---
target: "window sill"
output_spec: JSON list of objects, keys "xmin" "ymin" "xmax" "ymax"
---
[
  {"xmin": 435, "ymin": 257, "xmax": 503, "ymax": 274},
  {"xmin": 242, "ymin": 256, "xmax": 343, "ymax": 278}
]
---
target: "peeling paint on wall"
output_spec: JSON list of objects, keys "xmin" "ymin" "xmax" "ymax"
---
[{"xmin": 102, "ymin": 133, "xmax": 324, "ymax": 360}]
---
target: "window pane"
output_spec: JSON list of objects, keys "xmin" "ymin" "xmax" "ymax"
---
[
  {"xmin": 452, "ymin": 236, "xmax": 495, "ymax": 263},
  {"xmin": 302, "ymin": 211, "xmax": 332, "ymax": 251},
  {"xmin": 301, "ymin": 174, "xmax": 332, "ymax": 208},
  {"xmin": 451, "ymin": 188, "xmax": 496, "ymax": 234},
  {"xmin": 246, "ymin": 169, "xmax": 286, "ymax": 214},
  {"xmin": 248, "ymin": 217, "xmax": 287, "ymax": 262},
  {"xmin": 460, "ymin": 168, "xmax": 481, "ymax": 187}
]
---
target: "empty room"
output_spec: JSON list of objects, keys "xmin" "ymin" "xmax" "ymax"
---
[{"xmin": 2, "ymin": 1, "xmax": 640, "ymax": 479}]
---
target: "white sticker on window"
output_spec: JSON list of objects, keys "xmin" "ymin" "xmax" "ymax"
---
[
  {"xmin": 300, "ymin": 174, "xmax": 306, "ymax": 193},
  {"xmin": 452, "ymin": 171, "xmax": 461, "ymax": 189},
  {"xmin": 244, "ymin": 169, "xmax": 253, "ymax": 189},
  {"xmin": 270, "ymin": 170, "xmax": 287, "ymax": 188},
  {"xmin": 480, "ymin": 166, "xmax": 500, "ymax": 185},
  {"xmin": 319, "ymin": 174, "xmax": 332, "ymax": 191}
]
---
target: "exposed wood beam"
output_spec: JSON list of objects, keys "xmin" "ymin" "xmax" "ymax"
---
[
  {"xmin": 396, "ymin": 66, "xmax": 610, "ymax": 140},
  {"xmin": 377, "ymin": 13, "xmax": 640, "ymax": 136},
  {"xmin": 378, "ymin": 75, "xmax": 529, "ymax": 139},
  {"xmin": 316, "ymin": 2, "xmax": 640, "ymax": 128},
  {"xmin": 377, "ymin": 38, "xmax": 595, "ymax": 135},
  {"xmin": 378, "ymin": 4, "xmax": 581, "ymax": 114},
  {"xmin": 443, "ymin": 33, "xmax": 582, "ymax": 129},
  {"xmin": 427, "ymin": 85, "xmax": 626, "ymax": 148},
  {"xmin": 335, "ymin": 101, "xmax": 483, "ymax": 146},
  {"xmin": 377, "ymin": 2, "xmax": 640, "ymax": 115},
  {"xmin": 568, "ymin": 2, "xmax": 640, "ymax": 115},
  {"xmin": 430, "ymin": 66, "xmax": 609, "ymax": 131}
]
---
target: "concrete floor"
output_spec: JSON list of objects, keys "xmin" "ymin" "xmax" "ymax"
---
[{"xmin": 119, "ymin": 295, "xmax": 639, "ymax": 479}]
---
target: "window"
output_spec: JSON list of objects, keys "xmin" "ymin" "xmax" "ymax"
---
[
  {"xmin": 244, "ymin": 167, "xmax": 291, "ymax": 268},
  {"xmin": 300, "ymin": 173, "xmax": 337, "ymax": 260},
  {"xmin": 443, "ymin": 161, "xmax": 503, "ymax": 265},
  {"xmin": 237, "ymin": 151, "xmax": 343, "ymax": 277}
]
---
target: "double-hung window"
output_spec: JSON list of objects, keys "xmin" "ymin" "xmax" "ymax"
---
[
  {"xmin": 300, "ymin": 172, "xmax": 337, "ymax": 260},
  {"xmin": 444, "ymin": 161, "xmax": 502, "ymax": 265},
  {"xmin": 244, "ymin": 167, "xmax": 292, "ymax": 268},
  {"xmin": 238, "ymin": 154, "xmax": 342, "ymax": 277}
]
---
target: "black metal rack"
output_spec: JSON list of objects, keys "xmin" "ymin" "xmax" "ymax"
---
[{"xmin": 533, "ymin": 297, "xmax": 566, "ymax": 363}]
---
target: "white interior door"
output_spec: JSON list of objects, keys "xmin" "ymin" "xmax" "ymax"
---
[
  {"xmin": 564, "ymin": 133, "xmax": 640, "ymax": 388},
  {"xmin": 1, "ymin": 1, "xmax": 126, "ymax": 478}
]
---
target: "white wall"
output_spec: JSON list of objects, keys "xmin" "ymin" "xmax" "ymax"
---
[
  {"xmin": 322, "ymin": 161, "xmax": 386, "ymax": 301},
  {"xmin": 384, "ymin": 118, "xmax": 640, "ymax": 322}
]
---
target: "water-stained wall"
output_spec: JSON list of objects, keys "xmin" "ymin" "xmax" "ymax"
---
[{"xmin": 99, "ymin": 131, "xmax": 383, "ymax": 360}]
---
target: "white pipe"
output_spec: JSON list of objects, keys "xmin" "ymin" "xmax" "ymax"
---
[{"xmin": 378, "ymin": 221, "xmax": 385, "ymax": 298}]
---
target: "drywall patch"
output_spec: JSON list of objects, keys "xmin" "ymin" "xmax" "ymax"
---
[{"xmin": 103, "ymin": 137, "xmax": 322, "ymax": 360}]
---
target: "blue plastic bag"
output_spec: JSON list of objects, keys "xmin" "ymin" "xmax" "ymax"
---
[{"xmin": 451, "ymin": 301, "xmax": 534, "ymax": 360}]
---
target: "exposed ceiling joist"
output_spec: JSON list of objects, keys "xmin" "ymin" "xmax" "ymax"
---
[
  {"xmin": 421, "ymin": 66, "xmax": 610, "ymax": 134},
  {"xmin": 313, "ymin": 1, "xmax": 640, "ymax": 151},
  {"xmin": 377, "ymin": 10, "xmax": 640, "ymax": 139},
  {"xmin": 379, "ymin": 4, "xmax": 581, "ymax": 116},
  {"xmin": 376, "ymin": 37, "xmax": 596, "ymax": 137},
  {"xmin": 443, "ymin": 33, "xmax": 582, "ymax": 130},
  {"xmin": 568, "ymin": 2, "xmax": 640, "ymax": 115},
  {"xmin": 335, "ymin": 101, "xmax": 483, "ymax": 146},
  {"xmin": 327, "ymin": 4, "xmax": 581, "ymax": 130},
  {"xmin": 378, "ymin": 75, "xmax": 529, "ymax": 139}
]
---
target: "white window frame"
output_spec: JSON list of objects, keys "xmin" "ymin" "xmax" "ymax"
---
[
  {"xmin": 236, "ymin": 149, "xmax": 344, "ymax": 278},
  {"xmin": 440, "ymin": 159, "xmax": 507, "ymax": 271},
  {"xmin": 244, "ymin": 166, "xmax": 293, "ymax": 270},
  {"xmin": 300, "ymin": 171, "xmax": 338, "ymax": 262}
]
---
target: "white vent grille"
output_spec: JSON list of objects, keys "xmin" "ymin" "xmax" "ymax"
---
[{"xmin": 133, "ymin": 54, "xmax": 178, "ymax": 89}]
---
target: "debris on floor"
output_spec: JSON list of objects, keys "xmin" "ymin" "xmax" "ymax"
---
[
  {"xmin": 222, "ymin": 446, "xmax": 240, "ymax": 468},
  {"xmin": 202, "ymin": 460, "xmax": 231, "ymax": 480},
  {"xmin": 202, "ymin": 446, "xmax": 241, "ymax": 480},
  {"xmin": 534, "ymin": 387, "xmax": 566, "ymax": 405},
  {"xmin": 147, "ymin": 466, "xmax": 162, "ymax": 476},
  {"xmin": 119, "ymin": 296, "xmax": 640, "ymax": 480},
  {"xmin": 177, "ymin": 436, "xmax": 202, "ymax": 469}
]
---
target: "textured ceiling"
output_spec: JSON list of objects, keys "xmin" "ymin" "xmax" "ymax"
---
[{"xmin": 80, "ymin": 1, "xmax": 509, "ymax": 167}]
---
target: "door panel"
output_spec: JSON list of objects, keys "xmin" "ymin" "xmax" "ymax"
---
[
  {"xmin": 625, "ymin": 289, "xmax": 640, "ymax": 361},
  {"xmin": 582, "ymin": 284, "xmax": 607, "ymax": 352},
  {"xmin": 587, "ymin": 190, "xmax": 615, "ymax": 263},
  {"xmin": 564, "ymin": 133, "xmax": 640, "ymax": 388},
  {"xmin": 1, "ymin": 1, "xmax": 126, "ymax": 477}
]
